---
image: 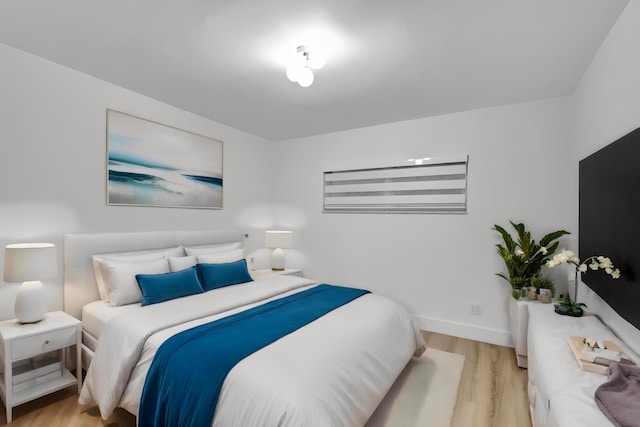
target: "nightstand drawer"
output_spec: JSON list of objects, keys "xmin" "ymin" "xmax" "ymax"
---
[{"xmin": 12, "ymin": 327, "xmax": 77, "ymax": 361}]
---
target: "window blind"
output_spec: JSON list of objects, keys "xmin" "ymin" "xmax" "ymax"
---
[{"xmin": 323, "ymin": 157, "xmax": 468, "ymax": 213}]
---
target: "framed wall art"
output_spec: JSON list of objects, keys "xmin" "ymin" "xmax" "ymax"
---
[{"xmin": 106, "ymin": 110, "xmax": 223, "ymax": 209}]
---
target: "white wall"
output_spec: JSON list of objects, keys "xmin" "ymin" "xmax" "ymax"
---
[
  {"xmin": 570, "ymin": 0, "xmax": 640, "ymax": 355},
  {"xmin": 2, "ymin": 0, "xmax": 636, "ymax": 346},
  {"xmin": 272, "ymin": 97, "xmax": 575, "ymax": 345},
  {"xmin": 269, "ymin": 0, "xmax": 640, "ymax": 348},
  {"xmin": 0, "ymin": 43, "xmax": 276, "ymax": 320}
]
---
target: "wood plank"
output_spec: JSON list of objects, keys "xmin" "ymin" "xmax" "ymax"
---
[{"xmin": 423, "ymin": 331, "xmax": 532, "ymax": 427}]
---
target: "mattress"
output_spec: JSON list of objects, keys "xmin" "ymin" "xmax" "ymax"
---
[
  {"xmin": 80, "ymin": 275, "xmax": 424, "ymax": 426},
  {"xmin": 81, "ymin": 300, "xmax": 139, "ymax": 350}
]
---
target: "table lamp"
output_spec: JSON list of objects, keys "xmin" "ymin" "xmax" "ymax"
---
[
  {"xmin": 265, "ymin": 231, "xmax": 293, "ymax": 271},
  {"xmin": 3, "ymin": 243, "xmax": 57, "ymax": 323}
]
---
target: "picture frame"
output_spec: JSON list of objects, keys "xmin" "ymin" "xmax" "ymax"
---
[{"xmin": 106, "ymin": 109, "xmax": 223, "ymax": 209}]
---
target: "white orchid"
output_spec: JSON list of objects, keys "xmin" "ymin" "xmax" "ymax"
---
[{"xmin": 546, "ymin": 249, "xmax": 621, "ymax": 280}]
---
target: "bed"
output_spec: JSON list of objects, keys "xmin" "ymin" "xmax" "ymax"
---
[{"xmin": 63, "ymin": 229, "xmax": 425, "ymax": 426}]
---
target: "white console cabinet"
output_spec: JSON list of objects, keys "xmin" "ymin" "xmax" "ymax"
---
[{"xmin": 509, "ymin": 297, "xmax": 553, "ymax": 368}]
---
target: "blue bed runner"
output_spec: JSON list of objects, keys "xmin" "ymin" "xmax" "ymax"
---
[{"xmin": 138, "ymin": 284, "xmax": 370, "ymax": 427}]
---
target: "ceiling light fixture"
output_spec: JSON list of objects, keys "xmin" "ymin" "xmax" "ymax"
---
[
  {"xmin": 408, "ymin": 157, "xmax": 431, "ymax": 165},
  {"xmin": 286, "ymin": 46, "xmax": 325, "ymax": 88}
]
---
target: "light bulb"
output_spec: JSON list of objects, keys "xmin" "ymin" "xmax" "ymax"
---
[
  {"xmin": 297, "ymin": 68, "xmax": 314, "ymax": 87},
  {"xmin": 307, "ymin": 51, "xmax": 326, "ymax": 69},
  {"xmin": 286, "ymin": 64, "xmax": 301, "ymax": 82}
]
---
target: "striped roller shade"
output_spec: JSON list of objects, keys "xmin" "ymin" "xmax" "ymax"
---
[{"xmin": 323, "ymin": 157, "xmax": 468, "ymax": 213}]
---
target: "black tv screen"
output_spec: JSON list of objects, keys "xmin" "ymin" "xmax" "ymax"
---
[{"xmin": 579, "ymin": 126, "xmax": 640, "ymax": 329}]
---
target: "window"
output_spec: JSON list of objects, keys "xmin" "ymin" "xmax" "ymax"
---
[{"xmin": 323, "ymin": 156, "xmax": 468, "ymax": 213}]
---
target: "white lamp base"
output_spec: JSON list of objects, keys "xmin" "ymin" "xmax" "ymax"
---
[
  {"xmin": 271, "ymin": 248, "xmax": 286, "ymax": 271},
  {"xmin": 15, "ymin": 280, "xmax": 47, "ymax": 323}
]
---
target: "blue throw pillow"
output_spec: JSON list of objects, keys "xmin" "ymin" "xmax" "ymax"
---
[
  {"xmin": 196, "ymin": 259, "xmax": 253, "ymax": 291},
  {"xmin": 136, "ymin": 266, "xmax": 204, "ymax": 306}
]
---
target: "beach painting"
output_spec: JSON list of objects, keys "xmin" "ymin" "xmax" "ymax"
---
[{"xmin": 107, "ymin": 110, "xmax": 223, "ymax": 209}]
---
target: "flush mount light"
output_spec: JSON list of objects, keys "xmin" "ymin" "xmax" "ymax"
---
[{"xmin": 286, "ymin": 46, "xmax": 325, "ymax": 88}]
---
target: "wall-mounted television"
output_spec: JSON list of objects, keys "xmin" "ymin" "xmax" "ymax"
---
[{"xmin": 579, "ymin": 126, "xmax": 640, "ymax": 329}]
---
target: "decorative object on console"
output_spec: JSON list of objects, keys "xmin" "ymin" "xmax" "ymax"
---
[
  {"xmin": 547, "ymin": 250, "xmax": 620, "ymax": 317},
  {"xmin": 106, "ymin": 109, "xmax": 223, "ymax": 209},
  {"xmin": 567, "ymin": 336, "xmax": 635, "ymax": 375},
  {"xmin": 531, "ymin": 275, "xmax": 555, "ymax": 303},
  {"xmin": 493, "ymin": 220, "xmax": 569, "ymax": 300},
  {"xmin": 3, "ymin": 243, "xmax": 57, "ymax": 323},
  {"xmin": 265, "ymin": 230, "xmax": 293, "ymax": 271},
  {"xmin": 538, "ymin": 288, "xmax": 552, "ymax": 303}
]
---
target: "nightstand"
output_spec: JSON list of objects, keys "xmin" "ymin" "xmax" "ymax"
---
[
  {"xmin": 251, "ymin": 268, "xmax": 303, "ymax": 280},
  {"xmin": 0, "ymin": 311, "xmax": 81, "ymax": 423}
]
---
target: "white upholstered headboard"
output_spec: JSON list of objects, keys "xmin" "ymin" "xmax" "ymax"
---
[{"xmin": 63, "ymin": 229, "xmax": 244, "ymax": 319}]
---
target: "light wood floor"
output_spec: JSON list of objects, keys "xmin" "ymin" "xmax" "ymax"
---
[
  {"xmin": 0, "ymin": 331, "xmax": 531, "ymax": 426},
  {"xmin": 423, "ymin": 331, "xmax": 532, "ymax": 427}
]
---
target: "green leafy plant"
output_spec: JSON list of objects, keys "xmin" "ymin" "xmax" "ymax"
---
[
  {"xmin": 531, "ymin": 275, "xmax": 555, "ymax": 296},
  {"xmin": 512, "ymin": 288, "xmax": 525, "ymax": 300},
  {"xmin": 493, "ymin": 221, "xmax": 569, "ymax": 297},
  {"xmin": 554, "ymin": 293, "xmax": 587, "ymax": 315}
]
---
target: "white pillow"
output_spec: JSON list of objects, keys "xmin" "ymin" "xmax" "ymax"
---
[
  {"xmin": 99, "ymin": 258, "xmax": 170, "ymax": 307},
  {"xmin": 92, "ymin": 246, "xmax": 184, "ymax": 301},
  {"xmin": 169, "ymin": 255, "xmax": 197, "ymax": 272},
  {"xmin": 184, "ymin": 242, "xmax": 242, "ymax": 256},
  {"xmin": 197, "ymin": 249, "xmax": 245, "ymax": 264}
]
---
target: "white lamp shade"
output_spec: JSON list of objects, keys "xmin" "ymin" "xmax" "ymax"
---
[
  {"xmin": 4, "ymin": 243, "xmax": 57, "ymax": 323},
  {"xmin": 4, "ymin": 243, "xmax": 57, "ymax": 282},
  {"xmin": 265, "ymin": 231, "xmax": 293, "ymax": 249}
]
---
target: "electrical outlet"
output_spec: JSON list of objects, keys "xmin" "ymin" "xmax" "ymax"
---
[
  {"xmin": 250, "ymin": 257, "xmax": 255, "ymax": 264},
  {"xmin": 470, "ymin": 303, "xmax": 483, "ymax": 316}
]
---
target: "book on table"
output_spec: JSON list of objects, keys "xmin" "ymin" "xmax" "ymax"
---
[{"xmin": 567, "ymin": 336, "xmax": 636, "ymax": 375}]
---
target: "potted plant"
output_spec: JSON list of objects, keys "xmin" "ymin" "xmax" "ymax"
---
[
  {"xmin": 531, "ymin": 275, "xmax": 554, "ymax": 303},
  {"xmin": 493, "ymin": 221, "xmax": 569, "ymax": 299},
  {"xmin": 546, "ymin": 250, "xmax": 620, "ymax": 316},
  {"xmin": 553, "ymin": 294, "xmax": 586, "ymax": 316}
]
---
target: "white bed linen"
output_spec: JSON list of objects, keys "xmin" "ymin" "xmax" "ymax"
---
[
  {"xmin": 81, "ymin": 300, "xmax": 140, "ymax": 341},
  {"xmin": 80, "ymin": 275, "xmax": 425, "ymax": 426}
]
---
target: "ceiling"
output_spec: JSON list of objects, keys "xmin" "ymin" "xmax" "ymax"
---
[{"xmin": 0, "ymin": 0, "xmax": 629, "ymax": 141}]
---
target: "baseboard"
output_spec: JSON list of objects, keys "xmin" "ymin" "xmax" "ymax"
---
[{"xmin": 413, "ymin": 315, "xmax": 513, "ymax": 347}]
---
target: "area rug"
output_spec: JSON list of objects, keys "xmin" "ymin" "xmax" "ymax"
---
[{"xmin": 365, "ymin": 348, "xmax": 465, "ymax": 427}]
